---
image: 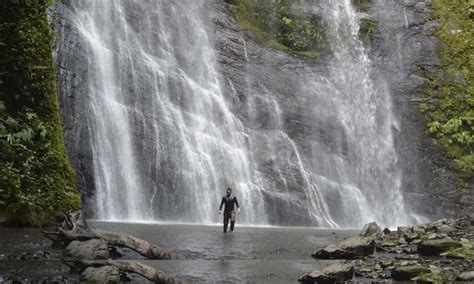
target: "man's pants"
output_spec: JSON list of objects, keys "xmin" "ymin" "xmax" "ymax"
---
[{"xmin": 223, "ymin": 211, "xmax": 236, "ymax": 232}]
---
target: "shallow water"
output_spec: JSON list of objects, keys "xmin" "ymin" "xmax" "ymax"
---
[
  {"xmin": 90, "ymin": 221, "xmax": 358, "ymax": 283},
  {"xmin": 0, "ymin": 226, "xmax": 75, "ymax": 282},
  {"xmin": 0, "ymin": 223, "xmax": 358, "ymax": 282}
]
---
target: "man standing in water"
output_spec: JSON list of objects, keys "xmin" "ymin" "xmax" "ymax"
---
[{"xmin": 219, "ymin": 188, "xmax": 240, "ymax": 233}]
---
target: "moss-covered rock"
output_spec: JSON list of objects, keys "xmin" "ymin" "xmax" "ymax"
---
[
  {"xmin": 418, "ymin": 0, "xmax": 474, "ymax": 184},
  {"xmin": 360, "ymin": 222, "xmax": 381, "ymax": 238},
  {"xmin": 81, "ymin": 266, "xmax": 120, "ymax": 283},
  {"xmin": 418, "ymin": 239, "xmax": 462, "ymax": 256},
  {"xmin": 0, "ymin": 0, "xmax": 79, "ymax": 225},
  {"xmin": 392, "ymin": 265, "xmax": 431, "ymax": 281},
  {"xmin": 64, "ymin": 239, "xmax": 110, "ymax": 260},
  {"xmin": 299, "ymin": 263, "xmax": 354, "ymax": 283},
  {"xmin": 456, "ymin": 271, "xmax": 474, "ymax": 281},
  {"xmin": 353, "ymin": 0, "xmax": 371, "ymax": 13},
  {"xmin": 415, "ymin": 271, "xmax": 448, "ymax": 283},
  {"xmin": 312, "ymin": 236, "xmax": 375, "ymax": 259},
  {"xmin": 229, "ymin": 0, "xmax": 328, "ymax": 58},
  {"xmin": 359, "ymin": 19, "xmax": 377, "ymax": 43},
  {"xmin": 442, "ymin": 245, "xmax": 474, "ymax": 260}
]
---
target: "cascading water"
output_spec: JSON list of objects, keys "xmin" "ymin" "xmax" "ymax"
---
[
  {"xmin": 63, "ymin": 0, "xmax": 267, "ymax": 224},
  {"xmin": 57, "ymin": 0, "xmax": 420, "ymax": 227},
  {"xmin": 319, "ymin": 0, "xmax": 410, "ymax": 226}
]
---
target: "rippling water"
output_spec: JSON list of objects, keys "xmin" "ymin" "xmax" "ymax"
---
[
  {"xmin": 0, "ymin": 223, "xmax": 358, "ymax": 282},
  {"xmin": 89, "ymin": 221, "xmax": 358, "ymax": 282}
]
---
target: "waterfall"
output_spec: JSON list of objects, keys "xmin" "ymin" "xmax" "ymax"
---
[
  {"xmin": 319, "ymin": 0, "xmax": 410, "ymax": 226},
  {"xmin": 57, "ymin": 0, "xmax": 417, "ymax": 227},
  {"xmin": 63, "ymin": 0, "xmax": 266, "ymax": 224}
]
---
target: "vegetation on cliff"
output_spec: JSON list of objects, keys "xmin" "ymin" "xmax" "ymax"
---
[
  {"xmin": 0, "ymin": 0, "xmax": 80, "ymax": 225},
  {"xmin": 418, "ymin": 0, "xmax": 473, "ymax": 184},
  {"xmin": 229, "ymin": 0, "xmax": 328, "ymax": 58}
]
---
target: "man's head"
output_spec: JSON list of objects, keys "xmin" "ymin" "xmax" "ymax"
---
[{"xmin": 226, "ymin": 187, "xmax": 232, "ymax": 197}]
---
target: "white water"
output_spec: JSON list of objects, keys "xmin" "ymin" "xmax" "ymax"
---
[
  {"xmin": 61, "ymin": 0, "xmax": 416, "ymax": 227},
  {"xmin": 68, "ymin": 0, "xmax": 267, "ymax": 224},
  {"xmin": 322, "ymin": 0, "xmax": 409, "ymax": 225}
]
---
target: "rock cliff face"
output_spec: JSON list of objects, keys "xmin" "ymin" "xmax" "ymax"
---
[
  {"xmin": 210, "ymin": 0, "xmax": 472, "ymax": 221},
  {"xmin": 51, "ymin": 0, "xmax": 472, "ymax": 226},
  {"xmin": 365, "ymin": 0, "xmax": 473, "ymax": 218}
]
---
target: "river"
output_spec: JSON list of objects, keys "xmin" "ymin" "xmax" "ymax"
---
[{"xmin": 0, "ymin": 222, "xmax": 358, "ymax": 283}]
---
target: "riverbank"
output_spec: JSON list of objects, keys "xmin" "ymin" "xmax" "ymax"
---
[
  {"xmin": 304, "ymin": 217, "xmax": 474, "ymax": 283},
  {"xmin": 1, "ymin": 217, "xmax": 472, "ymax": 283},
  {"xmin": 0, "ymin": 225, "xmax": 77, "ymax": 283},
  {"xmin": 1, "ymin": 220, "xmax": 357, "ymax": 283}
]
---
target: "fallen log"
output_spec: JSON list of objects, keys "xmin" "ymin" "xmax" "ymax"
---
[
  {"xmin": 65, "ymin": 260, "xmax": 187, "ymax": 284},
  {"xmin": 43, "ymin": 211, "xmax": 184, "ymax": 260},
  {"xmin": 43, "ymin": 229, "xmax": 185, "ymax": 260}
]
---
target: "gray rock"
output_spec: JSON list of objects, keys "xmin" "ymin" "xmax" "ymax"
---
[
  {"xmin": 457, "ymin": 271, "xmax": 474, "ymax": 281},
  {"xmin": 397, "ymin": 226, "xmax": 410, "ymax": 234},
  {"xmin": 405, "ymin": 232, "xmax": 419, "ymax": 242},
  {"xmin": 64, "ymin": 239, "xmax": 110, "ymax": 260},
  {"xmin": 360, "ymin": 222, "xmax": 381, "ymax": 238},
  {"xmin": 427, "ymin": 233, "xmax": 441, "ymax": 240},
  {"xmin": 392, "ymin": 265, "xmax": 431, "ymax": 281},
  {"xmin": 338, "ymin": 237, "xmax": 376, "ymax": 258},
  {"xmin": 299, "ymin": 263, "xmax": 354, "ymax": 283},
  {"xmin": 312, "ymin": 237, "xmax": 375, "ymax": 259},
  {"xmin": 398, "ymin": 237, "xmax": 408, "ymax": 245},
  {"xmin": 436, "ymin": 224, "xmax": 455, "ymax": 233},
  {"xmin": 432, "ymin": 219, "xmax": 447, "ymax": 227},
  {"xmin": 418, "ymin": 239, "xmax": 462, "ymax": 256},
  {"xmin": 412, "ymin": 226, "xmax": 426, "ymax": 235},
  {"xmin": 81, "ymin": 266, "xmax": 120, "ymax": 283},
  {"xmin": 382, "ymin": 228, "xmax": 391, "ymax": 235},
  {"xmin": 312, "ymin": 244, "xmax": 349, "ymax": 259}
]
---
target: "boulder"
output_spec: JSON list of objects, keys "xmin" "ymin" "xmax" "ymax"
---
[
  {"xmin": 418, "ymin": 239, "xmax": 462, "ymax": 256},
  {"xmin": 440, "ymin": 245, "xmax": 474, "ymax": 260},
  {"xmin": 312, "ymin": 244, "xmax": 349, "ymax": 259},
  {"xmin": 412, "ymin": 226, "xmax": 426, "ymax": 235},
  {"xmin": 312, "ymin": 237, "xmax": 375, "ymax": 259},
  {"xmin": 360, "ymin": 222, "xmax": 381, "ymax": 238},
  {"xmin": 427, "ymin": 233, "xmax": 442, "ymax": 240},
  {"xmin": 432, "ymin": 219, "xmax": 447, "ymax": 227},
  {"xmin": 391, "ymin": 265, "xmax": 431, "ymax": 281},
  {"xmin": 338, "ymin": 236, "xmax": 376, "ymax": 258},
  {"xmin": 81, "ymin": 266, "xmax": 120, "ymax": 283},
  {"xmin": 436, "ymin": 224, "xmax": 455, "ymax": 234},
  {"xmin": 299, "ymin": 263, "xmax": 354, "ymax": 283},
  {"xmin": 397, "ymin": 226, "xmax": 410, "ymax": 234},
  {"xmin": 456, "ymin": 271, "xmax": 474, "ymax": 281},
  {"xmin": 64, "ymin": 239, "xmax": 110, "ymax": 260}
]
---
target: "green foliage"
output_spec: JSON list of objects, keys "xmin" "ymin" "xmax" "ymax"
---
[
  {"xmin": 444, "ymin": 245, "xmax": 474, "ymax": 260},
  {"xmin": 353, "ymin": 0, "xmax": 370, "ymax": 13},
  {"xmin": 416, "ymin": 272, "xmax": 448, "ymax": 282},
  {"xmin": 359, "ymin": 19, "xmax": 377, "ymax": 43},
  {"xmin": 0, "ymin": 0, "xmax": 79, "ymax": 226},
  {"xmin": 418, "ymin": 0, "xmax": 474, "ymax": 182},
  {"xmin": 229, "ymin": 0, "xmax": 328, "ymax": 57}
]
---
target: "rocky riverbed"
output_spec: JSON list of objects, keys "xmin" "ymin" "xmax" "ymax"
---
[
  {"xmin": 0, "ymin": 225, "xmax": 77, "ymax": 283},
  {"xmin": 1, "ymin": 216, "xmax": 472, "ymax": 283},
  {"xmin": 301, "ymin": 217, "xmax": 474, "ymax": 283}
]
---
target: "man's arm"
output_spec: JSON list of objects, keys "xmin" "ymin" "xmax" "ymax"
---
[
  {"xmin": 219, "ymin": 197, "xmax": 225, "ymax": 211},
  {"xmin": 234, "ymin": 197, "xmax": 240, "ymax": 213}
]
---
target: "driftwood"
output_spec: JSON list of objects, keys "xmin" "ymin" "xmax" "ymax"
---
[
  {"xmin": 43, "ymin": 228, "xmax": 184, "ymax": 260},
  {"xmin": 43, "ymin": 211, "xmax": 186, "ymax": 283},
  {"xmin": 43, "ymin": 211, "xmax": 184, "ymax": 260},
  {"xmin": 55, "ymin": 210, "xmax": 87, "ymax": 233},
  {"xmin": 65, "ymin": 260, "xmax": 187, "ymax": 284}
]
